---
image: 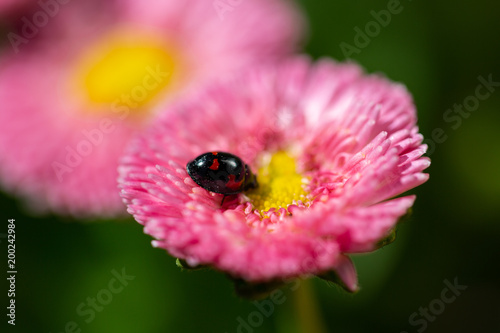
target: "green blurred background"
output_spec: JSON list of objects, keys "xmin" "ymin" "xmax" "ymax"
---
[{"xmin": 1, "ymin": 0, "xmax": 500, "ymax": 332}]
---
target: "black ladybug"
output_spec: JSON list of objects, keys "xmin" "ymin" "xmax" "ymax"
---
[{"xmin": 186, "ymin": 152, "xmax": 258, "ymax": 198}]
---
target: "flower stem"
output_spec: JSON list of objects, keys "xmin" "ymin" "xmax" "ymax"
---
[{"xmin": 291, "ymin": 279, "xmax": 328, "ymax": 333}]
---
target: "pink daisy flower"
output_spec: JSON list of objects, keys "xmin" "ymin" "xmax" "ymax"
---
[
  {"xmin": 0, "ymin": 0, "xmax": 304, "ymax": 217},
  {"xmin": 118, "ymin": 57, "xmax": 430, "ymax": 291}
]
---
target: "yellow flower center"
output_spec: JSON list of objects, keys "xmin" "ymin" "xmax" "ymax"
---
[
  {"xmin": 72, "ymin": 30, "xmax": 179, "ymax": 112},
  {"xmin": 247, "ymin": 151, "xmax": 309, "ymax": 214}
]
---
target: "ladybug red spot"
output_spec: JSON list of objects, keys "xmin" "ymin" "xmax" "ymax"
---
[
  {"xmin": 212, "ymin": 152, "xmax": 218, "ymax": 156},
  {"xmin": 209, "ymin": 158, "xmax": 219, "ymax": 170},
  {"xmin": 226, "ymin": 174, "xmax": 243, "ymax": 190}
]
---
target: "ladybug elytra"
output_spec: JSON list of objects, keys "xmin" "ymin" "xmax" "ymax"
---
[{"xmin": 186, "ymin": 152, "xmax": 258, "ymax": 197}]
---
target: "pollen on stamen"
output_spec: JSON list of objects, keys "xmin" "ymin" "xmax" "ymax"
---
[{"xmin": 246, "ymin": 151, "xmax": 310, "ymax": 217}]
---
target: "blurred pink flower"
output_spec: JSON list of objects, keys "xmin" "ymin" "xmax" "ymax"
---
[
  {"xmin": 118, "ymin": 57, "xmax": 430, "ymax": 288},
  {"xmin": 0, "ymin": 0, "xmax": 33, "ymax": 17},
  {"xmin": 0, "ymin": 0, "xmax": 304, "ymax": 217}
]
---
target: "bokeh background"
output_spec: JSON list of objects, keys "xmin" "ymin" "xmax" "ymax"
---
[{"xmin": 1, "ymin": 0, "xmax": 499, "ymax": 332}]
